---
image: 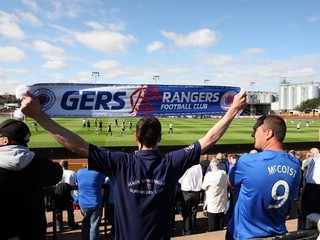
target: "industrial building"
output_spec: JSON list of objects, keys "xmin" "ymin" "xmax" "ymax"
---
[
  {"xmin": 244, "ymin": 91, "xmax": 278, "ymax": 115},
  {"xmin": 279, "ymin": 79, "xmax": 320, "ymax": 111},
  {"xmin": 243, "ymin": 79, "xmax": 320, "ymax": 115}
]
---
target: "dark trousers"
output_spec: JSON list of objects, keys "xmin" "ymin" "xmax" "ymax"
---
[
  {"xmin": 300, "ymin": 183, "xmax": 320, "ymax": 229},
  {"xmin": 56, "ymin": 201, "xmax": 75, "ymax": 229},
  {"xmin": 181, "ymin": 190, "xmax": 200, "ymax": 235},
  {"xmin": 208, "ymin": 212, "xmax": 224, "ymax": 231}
]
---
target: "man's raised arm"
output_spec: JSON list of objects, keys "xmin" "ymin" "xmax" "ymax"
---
[
  {"xmin": 20, "ymin": 91, "xmax": 89, "ymax": 157},
  {"xmin": 199, "ymin": 90, "xmax": 247, "ymax": 153}
]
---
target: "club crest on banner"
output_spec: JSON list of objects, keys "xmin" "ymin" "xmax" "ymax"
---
[
  {"xmin": 129, "ymin": 85, "xmax": 162, "ymax": 116},
  {"xmin": 32, "ymin": 88, "xmax": 56, "ymax": 111},
  {"xmin": 220, "ymin": 91, "xmax": 237, "ymax": 111}
]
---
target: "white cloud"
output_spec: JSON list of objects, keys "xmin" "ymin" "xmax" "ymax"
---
[
  {"xmin": 146, "ymin": 41, "xmax": 164, "ymax": 53},
  {"xmin": 284, "ymin": 68, "xmax": 316, "ymax": 78},
  {"xmin": 166, "ymin": 66, "xmax": 190, "ymax": 74},
  {"xmin": 92, "ymin": 60, "xmax": 121, "ymax": 70},
  {"xmin": 205, "ymin": 54, "xmax": 235, "ymax": 66},
  {"xmin": 203, "ymin": 54, "xmax": 320, "ymax": 91},
  {"xmin": 160, "ymin": 28, "xmax": 219, "ymax": 48},
  {"xmin": 45, "ymin": 1, "xmax": 82, "ymax": 19},
  {"xmin": 0, "ymin": 68, "xmax": 32, "ymax": 94},
  {"xmin": 49, "ymin": 21, "xmax": 133, "ymax": 54},
  {"xmin": 85, "ymin": 21, "xmax": 106, "ymax": 31},
  {"xmin": 42, "ymin": 60, "xmax": 69, "ymax": 69},
  {"xmin": 306, "ymin": 15, "xmax": 319, "ymax": 23},
  {"xmin": 85, "ymin": 21, "xmax": 126, "ymax": 32},
  {"xmin": 0, "ymin": 11, "xmax": 26, "ymax": 40},
  {"xmin": 33, "ymin": 40, "xmax": 66, "ymax": 60},
  {"xmin": 53, "ymin": 36, "xmax": 75, "ymax": 45},
  {"xmin": 0, "ymin": 67, "xmax": 30, "ymax": 75},
  {"xmin": 0, "ymin": 47, "xmax": 26, "ymax": 62},
  {"xmin": 102, "ymin": 67, "xmax": 142, "ymax": 79},
  {"xmin": 74, "ymin": 30, "xmax": 136, "ymax": 54},
  {"xmin": 110, "ymin": 7, "xmax": 122, "ymax": 15},
  {"xmin": 288, "ymin": 22, "xmax": 299, "ymax": 28},
  {"xmin": 16, "ymin": 10, "xmax": 42, "ymax": 27},
  {"xmin": 21, "ymin": 0, "xmax": 39, "ymax": 10},
  {"xmin": 42, "ymin": 0, "xmax": 96, "ymax": 20},
  {"xmin": 241, "ymin": 48, "xmax": 266, "ymax": 57}
]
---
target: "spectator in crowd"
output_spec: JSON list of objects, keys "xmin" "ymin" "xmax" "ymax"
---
[
  {"xmin": 200, "ymin": 154, "xmax": 210, "ymax": 175},
  {"xmin": 299, "ymin": 147, "xmax": 320, "ymax": 230},
  {"xmin": 217, "ymin": 152, "xmax": 229, "ymax": 174},
  {"xmin": 19, "ymin": 89, "xmax": 246, "ymax": 240},
  {"xmin": 208, "ymin": 152, "xmax": 229, "ymax": 221},
  {"xmin": 289, "ymin": 149, "xmax": 304, "ymax": 199},
  {"xmin": 289, "ymin": 149, "xmax": 296, "ymax": 157},
  {"xmin": 227, "ymin": 154, "xmax": 239, "ymax": 170},
  {"xmin": 226, "ymin": 115, "xmax": 301, "ymax": 240},
  {"xmin": 302, "ymin": 149, "xmax": 315, "ymax": 171},
  {"xmin": 295, "ymin": 151, "xmax": 302, "ymax": 162},
  {"xmin": 289, "ymin": 149, "xmax": 303, "ymax": 164},
  {"xmin": 56, "ymin": 160, "xmax": 78, "ymax": 231},
  {"xmin": 0, "ymin": 119, "xmax": 62, "ymax": 239},
  {"xmin": 105, "ymin": 176, "xmax": 115, "ymax": 239},
  {"xmin": 178, "ymin": 164, "xmax": 203, "ymax": 235},
  {"xmin": 206, "ymin": 153, "xmax": 229, "ymax": 174},
  {"xmin": 226, "ymin": 154, "xmax": 240, "ymax": 220},
  {"xmin": 202, "ymin": 159, "xmax": 227, "ymax": 232},
  {"xmin": 200, "ymin": 154, "xmax": 210, "ymax": 203},
  {"xmin": 77, "ymin": 165, "xmax": 106, "ymax": 240}
]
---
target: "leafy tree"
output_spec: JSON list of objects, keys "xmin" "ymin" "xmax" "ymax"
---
[{"xmin": 296, "ymin": 98, "xmax": 320, "ymax": 111}]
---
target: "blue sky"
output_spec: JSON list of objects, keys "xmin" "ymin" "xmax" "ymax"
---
[{"xmin": 1, "ymin": 0, "xmax": 320, "ymax": 94}]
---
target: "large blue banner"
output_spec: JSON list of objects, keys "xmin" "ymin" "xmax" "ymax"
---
[{"xmin": 16, "ymin": 83, "xmax": 240, "ymax": 118}]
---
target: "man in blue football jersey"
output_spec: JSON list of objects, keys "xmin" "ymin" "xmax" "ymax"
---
[
  {"xmin": 20, "ymin": 90, "xmax": 247, "ymax": 240},
  {"xmin": 226, "ymin": 115, "xmax": 301, "ymax": 240}
]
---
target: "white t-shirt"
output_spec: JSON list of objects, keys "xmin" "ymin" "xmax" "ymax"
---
[
  {"xmin": 60, "ymin": 169, "xmax": 77, "ymax": 198},
  {"xmin": 179, "ymin": 164, "xmax": 203, "ymax": 191},
  {"xmin": 60, "ymin": 169, "xmax": 76, "ymax": 185}
]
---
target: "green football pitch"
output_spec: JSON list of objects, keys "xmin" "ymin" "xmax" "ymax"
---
[{"xmin": 1, "ymin": 116, "xmax": 318, "ymax": 148}]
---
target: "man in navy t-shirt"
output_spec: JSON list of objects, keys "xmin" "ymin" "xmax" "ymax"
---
[
  {"xmin": 226, "ymin": 115, "xmax": 301, "ymax": 240},
  {"xmin": 20, "ymin": 90, "xmax": 247, "ymax": 240}
]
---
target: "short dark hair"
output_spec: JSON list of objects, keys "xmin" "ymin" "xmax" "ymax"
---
[
  {"xmin": 59, "ymin": 160, "xmax": 69, "ymax": 169},
  {"xmin": 254, "ymin": 115, "xmax": 286, "ymax": 142},
  {"xmin": 136, "ymin": 116, "xmax": 161, "ymax": 148}
]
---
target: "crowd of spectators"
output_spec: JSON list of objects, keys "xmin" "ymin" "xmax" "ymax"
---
[{"xmin": 2, "ymin": 88, "xmax": 320, "ymax": 240}]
